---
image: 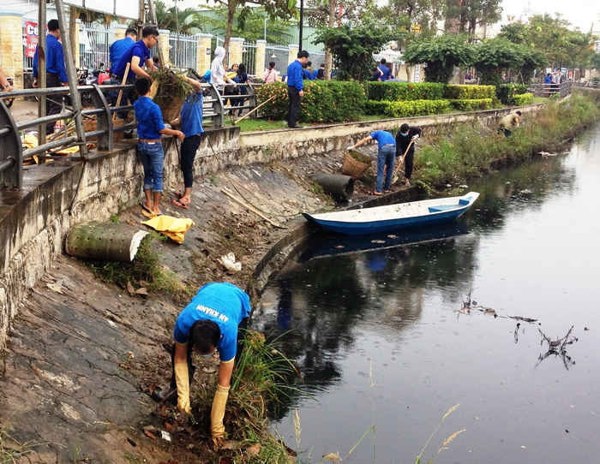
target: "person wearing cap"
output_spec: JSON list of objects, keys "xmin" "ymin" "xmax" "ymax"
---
[
  {"xmin": 347, "ymin": 130, "xmax": 396, "ymax": 195},
  {"xmin": 171, "ymin": 282, "xmax": 252, "ymax": 448},
  {"xmin": 498, "ymin": 110, "xmax": 522, "ymax": 137},
  {"xmin": 395, "ymin": 123, "xmax": 422, "ymax": 187}
]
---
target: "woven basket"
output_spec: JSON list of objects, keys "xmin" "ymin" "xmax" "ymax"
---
[
  {"xmin": 159, "ymin": 96, "xmax": 184, "ymax": 125},
  {"xmin": 342, "ymin": 152, "xmax": 371, "ymax": 178}
]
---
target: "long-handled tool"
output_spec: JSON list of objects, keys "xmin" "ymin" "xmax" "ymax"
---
[
  {"xmin": 233, "ymin": 96, "xmax": 276, "ymax": 124},
  {"xmin": 392, "ymin": 139, "xmax": 415, "ymax": 184},
  {"xmin": 112, "ymin": 63, "xmax": 130, "ymax": 122}
]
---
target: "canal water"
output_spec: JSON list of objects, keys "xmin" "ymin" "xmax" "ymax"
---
[{"xmin": 253, "ymin": 124, "xmax": 600, "ymax": 463}]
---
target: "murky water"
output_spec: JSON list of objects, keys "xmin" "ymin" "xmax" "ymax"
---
[{"xmin": 254, "ymin": 124, "xmax": 600, "ymax": 463}]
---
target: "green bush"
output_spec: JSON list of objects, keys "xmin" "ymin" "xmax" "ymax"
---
[
  {"xmin": 255, "ymin": 81, "xmax": 366, "ymax": 123},
  {"xmin": 366, "ymin": 82, "xmax": 446, "ymax": 101},
  {"xmin": 444, "ymin": 84, "xmax": 495, "ymax": 99},
  {"xmin": 385, "ymin": 99, "xmax": 451, "ymax": 117},
  {"xmin": 302, "ymin": 80, "xmax": 366, "ymax": 122},
  {"xmin": 496, "ymin": 84, "xmax": 530, "ymax": 105},
  {"xmin": 450, "ymin": 98, "xmax": 493, "ymax": 111},
  {"xmin": 513, "ymin": 93, "xmax": 534, "ymax": 105}
]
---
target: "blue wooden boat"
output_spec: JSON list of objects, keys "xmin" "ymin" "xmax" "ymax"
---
[{"xmin": 302, "ymin": 192, "xmax": 480, "ymax": 236}]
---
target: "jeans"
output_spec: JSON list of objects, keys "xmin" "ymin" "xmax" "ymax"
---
[
  {"xmin": 137, "ymin": 142, "xmax": 164, "ymax": 192},
  {"xmin": 180, "ymin": 134, "xmax": 202, "ymax": 188},
  {"xmin": 376, "ymin": 144, "xmax": 396, "ymax": 192}
]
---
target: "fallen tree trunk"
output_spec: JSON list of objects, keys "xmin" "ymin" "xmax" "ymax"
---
[{"xmin": 65, "ymin": 222, "xmax": 149, "ymax": 262}]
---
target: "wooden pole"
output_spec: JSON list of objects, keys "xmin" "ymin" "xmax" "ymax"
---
[
  {"xmin": 233, "ymin": 96, "xmax": 275, "ymax": 124},
  {"xmin": 113, "ymin": 63, "xmax": 130, "ymax": 122}
]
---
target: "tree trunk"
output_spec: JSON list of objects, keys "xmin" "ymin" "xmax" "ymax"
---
[
  {"xmin": 223, "ymin": 0, "xmax": 237, "ymax": 66},
  {"xmin": 324, "ymin": 0, "xmax": 336, "ymax": 80}
]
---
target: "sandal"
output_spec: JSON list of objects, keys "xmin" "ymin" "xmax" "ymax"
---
[
  {"xmin": 172, "ymin": 198, "xmax": 189, "ymax": 209},
  {"xmin": 371, "ymin": 191, "xmax": 383, "ymax": 196},
  {"xmin": 140, "ymin": 201, "xmax": 153, "ymax": 214}
]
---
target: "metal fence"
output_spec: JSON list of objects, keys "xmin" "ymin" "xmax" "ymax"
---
[
  {"xmin": 79, "ymin": 22, "xmax": 111, "ymax": 70},
  {"xmin": 264, "ymin": 45, "xmax": 289, "ymax": 76},
  {"xmin": 241, "ymin": 41, "xmax": 256, "ymax": 75},
  {"xmin": 169, "ymin": 33, "xmax": 198, "ymax": 70}
]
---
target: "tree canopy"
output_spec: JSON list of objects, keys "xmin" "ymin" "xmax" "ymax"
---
[
  {"xmin": 313, "ymin": 23, "xmax": 393, "ymax": 80},
  {"xmin": 403, "ymin": 35, "xmax": 474, "ymax": 82}
]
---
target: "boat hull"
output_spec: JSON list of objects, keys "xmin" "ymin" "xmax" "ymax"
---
[{"xmin": 303, "ymin": 192, "xmax": 479, "ymax": 236}]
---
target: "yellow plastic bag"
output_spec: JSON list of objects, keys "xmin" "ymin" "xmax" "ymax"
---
[{"xmin": 142, "ymin": 215, "xmax": 194, "ymax": 244}]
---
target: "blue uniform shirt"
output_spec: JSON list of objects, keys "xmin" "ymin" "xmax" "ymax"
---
[
  {"xmin": 370, "ymin": 130, "xmax": 396, "ymax": 147},
  {"xmin": 33, "ymin": 34, "xmax": 68, "ymax": 83},
  {"xmin": 112, "ymin": 39, "xmax": 150, "ymax": 80},
  {"xmin": 287, "ymin": 60, "xmax": 304, "ymax": 91},
  {"xmin": 134, "ymin": 96, "xmax": 165, "ymax": 140},
  {"xmin": 109, "ymin": 36, "xmax": 135, "ymax": 70},
  {"xmin": 180, "ymin": 91, "xmax": 204, "ymax": 138},
  {"xmin": 174, "ymin": 283, "xmax": 252, "ymax": 362}
]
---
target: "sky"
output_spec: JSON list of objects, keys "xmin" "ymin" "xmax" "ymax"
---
[{"xmin": 501, "ymin": 0, "xmax": 599, "ymax": 32}]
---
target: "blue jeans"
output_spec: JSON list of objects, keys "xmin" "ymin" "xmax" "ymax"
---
[
  {"xmin": 137, "ymin": 142, "xmax": 165, "ymax": 192},
  {"xmin": 376, "ymin": 144, "xmax": 396, "ymax": 192}
]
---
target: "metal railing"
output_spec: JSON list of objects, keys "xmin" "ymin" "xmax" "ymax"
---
[
  {"xmin": 528, "ymin": 81, "xmax": 573, "ymax": 98},
  {"xmin": 0, "ymin": 78, "xmax": 226, "ymax": 189}
]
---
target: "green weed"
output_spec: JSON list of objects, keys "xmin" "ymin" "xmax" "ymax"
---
[{"xmin": 86, "ymin": 235, "xmax": 190, "ymax": 299}]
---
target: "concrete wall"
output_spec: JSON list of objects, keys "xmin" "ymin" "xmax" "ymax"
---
[{"xmin": 0, "ymin": 107, "xmax": 541, "ymax": 348}]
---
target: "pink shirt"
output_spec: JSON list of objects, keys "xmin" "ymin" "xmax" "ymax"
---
[{"xmin": 263, "ymin": 68, "xmax": 278, "ymax": 83}]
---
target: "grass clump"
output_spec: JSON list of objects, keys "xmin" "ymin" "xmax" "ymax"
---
[
  {"xmin": 190, "ymin": 330, "xmax": 300, "ymax": 463},
  {"xmin": 416, "ymin": 93, "xmax": 600, "ymax": 189}
]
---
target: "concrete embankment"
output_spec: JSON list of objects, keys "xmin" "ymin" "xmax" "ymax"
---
[{"xmin": 0, "ymin": 106, "xmax": 540, "ymax": 461}]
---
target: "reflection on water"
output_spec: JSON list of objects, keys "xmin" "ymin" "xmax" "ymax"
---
[{"xmin": 254, "ymin": 125, "xmax": 600, "ymax": 463}]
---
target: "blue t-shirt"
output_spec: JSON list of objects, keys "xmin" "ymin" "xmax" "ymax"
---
[
  {"xmin": 174, "ymin": 282, "xmax": 252, "ymax": 362},
  {"xmin": 134, "ymin": 96, "xmax": 165, "ymax": 140},
  {"xmin": 109, "ymin": 36, "xmax": 135, "ymax": 70},
  {"xmin": 370, "ymin": 130, "xmax": 395, "ymax": 147},
  {"xmin": 378, "ymin": 64, "xmax": 392, "ymax": 81},
  {"xmin": 287, "ymin": 60, "xmax": 304, "ymax": 90},
  {"xmin": 112, "ymin": 40, "xmax": 151, "ymax": 80},
  {"xmin": 33, "ymin": 34, "xmax": 68, "ymax": 82},
  {"xmin": 180, "ymin": 91, "xmax": 204, "ymax": 138}
]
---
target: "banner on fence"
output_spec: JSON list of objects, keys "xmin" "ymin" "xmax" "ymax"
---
[{"xmin": 23, "ymin": 21, "xmax": 39, "ymax": 59}]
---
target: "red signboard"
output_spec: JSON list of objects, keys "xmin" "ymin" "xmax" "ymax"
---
[{"xmin": 23, "ymin": 21, "xmax": 39, "ymax": 59}]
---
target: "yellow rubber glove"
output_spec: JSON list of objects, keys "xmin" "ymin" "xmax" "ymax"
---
[
  {"xmin": 174, "ymin": 359, "xmax": 191, "ymax": 414},
  {"xmin": 210, "ymin": 384, "xmax": 230, "ymax": 444}
]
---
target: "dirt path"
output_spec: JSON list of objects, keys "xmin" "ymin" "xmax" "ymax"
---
[{"xmin": 0, "ymin": 153, "xmax": 378, "ymax": 462}]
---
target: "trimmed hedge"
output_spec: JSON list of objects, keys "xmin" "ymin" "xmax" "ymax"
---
[
  {"xmin": 496, "ymin": 84, "xmax": 529, "ymax": 105},
  {"xmin": 366, "ymin": 82, "xmax": 446, "ymax": 101},
  {"xmin": 365, "ymin": 100, "xmax": 390, "ymax": 115},
  {"xmin": 513, "ymin": 93, "xmax": 534, "ymax": 105},
  {"xmin": 255, "ymin": 81, "xmax": 366, "ymax": 123},
  {"xmin": 444, "ymin": 85, "xmax": 495, "ymax": 100},
  {"xmin": 450, "ymin": 98, "xmax": 493, "ymax": 111},
  {"xmin": 384, "ymin": 99, "xmax": 451, "ymax": 117}
]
